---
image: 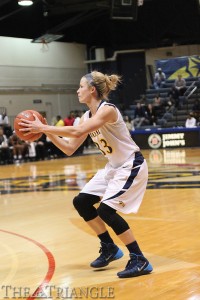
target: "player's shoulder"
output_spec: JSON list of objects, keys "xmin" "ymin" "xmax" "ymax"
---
[
  {"xmin": 99, "ymin": 102, "xmax": 117, "ymax": 115},
  {"xmin": 100, "ymin": 102, "xmax": 117, "ymax": 112},
  {"xmin": 98, "ymin": 102, "xmax": 119, "ymax": 123},
  {"xmin": 104, "ymin": 102, "xmax": 116, "ymax": 108}
]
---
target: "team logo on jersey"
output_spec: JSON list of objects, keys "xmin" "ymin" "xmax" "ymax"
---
[
  {"xmin": 119, "ymin": 200, "xmax": 125, "ymax": 207},
  {"xmin": 148, "ymin": 134, "xmax": 162, "ymax": 149}
]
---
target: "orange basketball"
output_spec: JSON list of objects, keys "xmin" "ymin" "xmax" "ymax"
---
[{"xmin": 14, "ymin": 110, "xmax": 45, "ymax": 142}]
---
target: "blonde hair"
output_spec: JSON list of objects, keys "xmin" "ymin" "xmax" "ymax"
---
[{"xmin": 84, "ymin": 71, "xmax": 121, "ymax": 100}]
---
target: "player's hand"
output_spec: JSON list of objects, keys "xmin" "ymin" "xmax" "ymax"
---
[{"xmin": 19, "ymin": 114, "xmax": 44, "ymax": 135}]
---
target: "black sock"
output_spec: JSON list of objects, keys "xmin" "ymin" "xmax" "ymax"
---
[
  {"xmin": 126, "ymin": 241, "xmax": 143, "ymax": 256},
  {"xmin": 98, "ymin": 231, "xmax": 114, "ymax": 244}
]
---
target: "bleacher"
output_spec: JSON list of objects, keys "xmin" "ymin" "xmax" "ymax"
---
[{"xmin": 121, "ymin": 76, "xmax": 200, "ymax": 129}]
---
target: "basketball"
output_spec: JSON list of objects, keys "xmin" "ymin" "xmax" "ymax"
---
[{"xmin": 14, "ymin": 110, "xmax": 45, "ymax": 142}]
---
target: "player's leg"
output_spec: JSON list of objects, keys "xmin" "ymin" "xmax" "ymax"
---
[
  {"xmin": 97, "ymin": 152, "xmax": 153, "ymax": 277},
  {"xmin": 73, "ymin": 192, "xmax": 124, "ymax": 267},
  {"xmin": 97, "ymin": 203, "xmax": 153, "ymax": 278},
  {"xmin": 73, "ymin": 169, "xmax": 124, "ymax": 267}
]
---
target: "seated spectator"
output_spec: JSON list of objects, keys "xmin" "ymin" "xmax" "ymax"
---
[
  {"xmin": 45, "ymin": 136, "xmax": 57, "ymax": 159},
  {"xmin": 0, "ymin": 127, "xmax": 11, "ymax": 164},
  {"xmin": 153, "ymin": 93, "xmax": 165, "ymax": 118},
  {"xmin": 163, "ymin": 96, "xmax": 176, "ymax": 114},
  {"xmin": 45, "ymin": 136, "xmax": 66, "ymax": 159},
  {"xmin": 2, "ymin": 111, "xmax": 9, "ymax": 126},
  {"xmin": 26, "ymin": 141, "xmax": 36, "ymax": 161},
  {"xmin": 153, "ymin": 93, "xmax": 162, "ymax": 106},
  {"xmin": 0, "ymin": 111, "xmax": 12, "ymax": 138},
  {"xmin": 64, "ymin": 111, "xmax": 75, "ymax": 126},
  {"xmin": 9, "ymin": 132, "xmax": 29, "ymax": 162},
  {"xmin": 185, "ymin": 113, "xmax": 197, "ymax": 128},
  {"xmin": 55, "ymin": 115, "xmax": 65, "ymax": 126},
  {"xmin": 174, "ymin": 74, "xmax": 187, "ymax": 97},
  {"xmin": 73, "ymin": 110, "xmax": 84, "ymax": 126},
  {"xmin": 35, "ymin": 134, "xmax": 47, "ymax": 161},
  {"xmin": 153, "ymin": 68, "xmax": 166, "ymax": 89},
  {"xmin": 140, "ymin": 94, "xmax": 147, "ymax": 105},
  {"xmin": 51, "ymin": 116, "xmax": 57, "ymax": 125},
  {"xmin": 167, "ymin": 86, "xmax": 179, "ymax": 108},
  {"xmin": 132, "ymin": 102, "xmax": 149, "ymax": 128},
  {"xmin": 145, "ymin": 103, "xmax": 157, "ymax": 126},
  {"xmin": 158, "ymin": 109, "xmax": 175, "ymax": 127},
  {"xmin": 153, "ymin": 95, "xmax": 175, "ymax": 126}
]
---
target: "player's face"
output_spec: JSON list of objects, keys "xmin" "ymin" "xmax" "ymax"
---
[{"xmin": 77, "ymin": 77, "xmax": 92, "ymax": 104}]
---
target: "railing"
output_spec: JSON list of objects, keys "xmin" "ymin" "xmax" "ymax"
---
[{"xmin": 184, "ymin": 81, "xmax": 198, "ymax": 113}]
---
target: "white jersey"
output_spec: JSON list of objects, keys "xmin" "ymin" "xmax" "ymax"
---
[{"xmin": 84, "ymin": 101, "xmax": 140, "ymax": 168}]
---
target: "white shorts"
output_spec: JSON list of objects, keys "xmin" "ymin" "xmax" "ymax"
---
[{"xmin": 81, "ymin": 152, "xmax": 148, "ymax": 214}]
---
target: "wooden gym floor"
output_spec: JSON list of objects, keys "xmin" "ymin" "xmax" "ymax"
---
[{"xmin": 0, "ymin": 147, "xmax": 200, "ymax": 300}]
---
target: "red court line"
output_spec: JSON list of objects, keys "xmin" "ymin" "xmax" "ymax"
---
[{"xmin": 0, "ymin": 229, "xmax": 56, "ymax": 300}]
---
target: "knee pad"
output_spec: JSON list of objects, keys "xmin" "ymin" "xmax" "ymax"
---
[
  {"xmin": 97, "ymin": 203, "xmax": 130, "ymax": 235},
  {"xmin": 73, "ymin": 193, "xmax": 100, "ymax": 222}
]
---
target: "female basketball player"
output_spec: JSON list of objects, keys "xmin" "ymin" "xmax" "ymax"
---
[{"xmin": 19, "ymin": 71, "xmax": 153, "ymax": 278}]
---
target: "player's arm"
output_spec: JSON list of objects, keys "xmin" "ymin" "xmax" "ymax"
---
[
  {"xmin": 45, "ymin": 117, "xmax": 88, "ymax": 156},
  {"xmin": 19, "ymin": 105, "xmax": 117, "ymax": 138},
  {"xmin": 45, "ymin": 135, "xmax": 88, "ymax": 156}
]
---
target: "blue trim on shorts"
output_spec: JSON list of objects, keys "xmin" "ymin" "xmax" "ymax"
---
[{"xmin": 102, "ymin": 152, "xmax": 144, "ymax": 202}]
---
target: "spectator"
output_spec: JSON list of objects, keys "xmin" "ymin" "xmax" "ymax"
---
[
  {"xmin": 0, "ymin": 110, "xmax": 12, "ymax": 138},
  {"xmin": 153, "ymin": 68, "xmax": 166, "ymax": 89},
  {"xmin": 26, "ymin": 141, "xmax": 36, "ymax": 161},
  {"xmin": 164, "ymin": 95, "xmax": 176, "ymax": 115},
  {"xmin": 153, "ymin": 93, "xmax": 165, "ymax": 118},
  {"xmin": 55, "ymin": 115, "xmax": 65, "ymax": 126},
  {"xmin": 64, "ymin": 111, "xmax": 75, "ymax": 126},
  {"xmin": 73, "ymin": 111, "xmax": 84, "ymax": 126},
  {"xmin": 167, "ymin": 86, "xmax": 179, "ymax": 108},
  {"xmin": 153, "ymin": 93, "xmax": 162, "ymax": 106},
  {"xmin": 0, "ymin": 127, "xmax": 10, "ymax": 164},
  {"xmin": 51, "ymin": 116, "xmax": 57, "ymax": 126},
  {"xmin": 185, "ymin": 113, "xmax": 197, "ymax": 128},
  {"xmin": 174, "ymin": 74, "xmax": 187, "ymax": 97},
  {"xmin": 45, "ymin": 136, "xmax": 57, "ymax": 159},
  {"xmin": 133, "ymin": 102, "xmax": 149, "ymax": 128},
  {"xmin": 35, "ymin": 134, "xmax": 47, "ymax": 160},
  {"xmin": 145, "ymin": 103, "xmax": 157, "ymax": 126},
  {"xmin": 9, "ymin": 132, "xmax": 29, "ymax": 162},
  {"xmin": 45, "ymin": 135, "xmax": 65, "ymax": 158},
  {"xmin": 1, "ymin": 111, "xmax": 9, "ymax": 126},
  {"xmin": 158, "ymin": 107, "xmax": 175, "ymax": 127}
]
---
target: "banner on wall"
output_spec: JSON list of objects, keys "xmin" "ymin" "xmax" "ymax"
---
[
  {"xmin": 156, "ymin": 55, "xmax": 200, "ymax": 79},
  {"xmin": 131, "ymin": 128, "xmax": 200, "ymax": 149}
]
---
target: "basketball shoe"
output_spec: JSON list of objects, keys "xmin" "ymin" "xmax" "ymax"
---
[
  {"xmin": 90, "ymin": 242, "xmax": 124, "ymax": 268},
  {"xmin": 117, "ymin": 253, "xmax": 153, "ymax": 278}
]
